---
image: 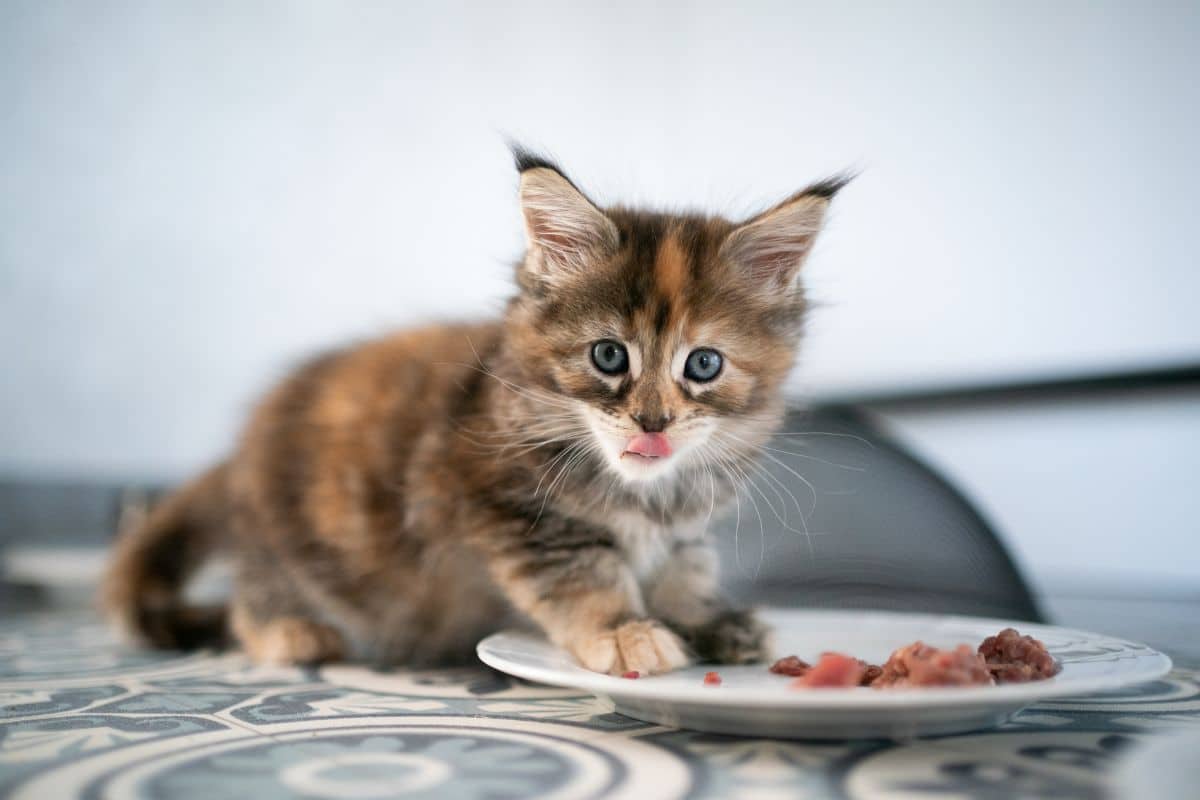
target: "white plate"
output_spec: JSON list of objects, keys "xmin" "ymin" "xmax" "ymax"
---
[{"xmin": 477, "ymin": 608, "xmax": 1172, "ymax": 739}]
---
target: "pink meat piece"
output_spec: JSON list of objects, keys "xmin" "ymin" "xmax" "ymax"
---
[
  {"xmin": 872, "ymin": 642, "xmax": 994, "ymax": 688},
  {"xmin": 791, "ymin": 652, "xmax": 866, "ymax": 688}
]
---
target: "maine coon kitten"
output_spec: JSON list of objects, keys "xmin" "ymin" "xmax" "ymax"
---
[{"xmin": 103, "ymin": 149, "xmax": 846, "ymax": 675}]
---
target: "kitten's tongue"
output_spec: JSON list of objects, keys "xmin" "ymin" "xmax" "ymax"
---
[{"xmin": 624, "ymin": 433, "xmax": 672, "ymax": 459}]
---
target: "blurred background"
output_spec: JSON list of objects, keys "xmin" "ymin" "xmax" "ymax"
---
[{"xmin": 1, "ymin": 2, "xmax": 1197, "ymax": 645}]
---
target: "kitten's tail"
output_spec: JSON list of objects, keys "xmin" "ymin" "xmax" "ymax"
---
[{"xmin": 102, "ymin": 463, "xmax": 230, "ymax": 649}]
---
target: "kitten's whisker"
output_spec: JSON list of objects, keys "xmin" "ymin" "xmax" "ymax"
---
[
  {"xmin": 755, "ymin": 444, "xmax": 866, "ymax": 472},
  {"xmin": 457, "ymin": 415, "xmax": 582, "ymax": 440},
  {"xmin": 702, "ymin": 444, "xmax": 751, "ymax": 580},
  {"xmin": 453, "ymin": 413, "xmax": 590, "ymax": 461},
  {"xmin": 531, "ymin": 444, "xmax": 578, "ymax": 497},
  {"xmin": 527, "ymin": 443, "xmax": 583, "ymax": 533},
  {"xmin": 766, "ymin": 430, "xmax": 876, "ymax": 448},
  {"xmin": 751, "ymin": 461, "xmax": 812, "ymax": 524},
  {"xmin": 711, "ymin": 430, "xmax": 811, "ymax": 520},
  {"xmin": 707, "ymin": 435, "xmax": 810, "ymax": 566},
  {"xmin": 541, "ymin": 441, "xmax": 591, "ymax": 504},
  {"xmin": 727, "ymin": 464, "xmax": 744, "ymax": 579},
  {"xmin": 452, "ymin": 425, "xmax": 579, "ymax": 453},
  {"xmin": 705, "ymin": 457, "xmax": 719, "ymax": 528},
  {"xmin": 755, "ymin": 449, "xmax": 820, "ymax": 519},
  {"xmin": 740, "ymin": 459, "xmax": 816, "ymax": 555},
  {"xmin": 539, "ymin": 438, "xmax": 586, "ymax": 479},
  {"xmin": 716, "ymin": 428, "xmax": 865, "ymax": 473},
  {"xmin": 706, "ymin": 442, "xmax": 773, "ymax": 577},
  {"xmin": 491, "ymin": 428, "xmax": 589, "ymax": 459},
  {"xmin": 681, "ymin": 463, "xmax": 701, "ymax": 508},
  {"xmin": 600, "ymin": 471, "xmax": 622, "ymax": 516},
  {"xmin": 437, "ymin": 357, "xmax": 579, "ymax": 413},
  {"xmin": 541, "ymin": 441, "xmax": 600, "ymax": 519},
  {"xmin": 712, "ymin": 439, "xmax": 789, "ymax": 522},
  {"xmin": 715, "ymin": 430, "xmax": 820, "ymax": 519}
]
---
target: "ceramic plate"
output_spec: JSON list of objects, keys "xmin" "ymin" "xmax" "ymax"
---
[{"xmin": 477, "ymin": 608, "xmax": 1172, "ymax": 739}]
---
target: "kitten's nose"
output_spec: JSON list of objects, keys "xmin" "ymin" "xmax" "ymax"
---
[{"xmin": 631, "ymin": 412, "xmax": 672, "ymax": 433}]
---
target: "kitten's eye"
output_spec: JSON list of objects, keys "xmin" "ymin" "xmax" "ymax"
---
[
  {"xmin": 590, "ymin": 340, "xmax": 629, "ymax": 375},
  {"xmin": 683, "ymin": 348, "xmax": 723, "ymax": 382}
]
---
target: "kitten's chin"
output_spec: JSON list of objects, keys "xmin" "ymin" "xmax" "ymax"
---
[{"xmin": 608, "ymin": 450, "xmax": 679, "ymax": 483}]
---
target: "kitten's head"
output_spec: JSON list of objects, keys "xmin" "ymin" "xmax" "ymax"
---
[{"xmin": 504, "ymin": 148, "xmax": 846, "ymax": 486}]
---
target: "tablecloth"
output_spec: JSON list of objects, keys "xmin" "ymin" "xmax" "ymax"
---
[{"xmin": 2, "ymin": 612, "xmax": 1197, "ymax": 799}]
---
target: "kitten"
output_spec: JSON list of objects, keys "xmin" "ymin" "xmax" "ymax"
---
[{"xmin": 103, "ymin": 149, "xmax": 846, "ymax": 675}]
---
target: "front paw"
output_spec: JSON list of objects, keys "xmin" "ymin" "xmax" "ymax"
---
[
  {"xmin": 686, "ymin": 609, "xmax": 774, "ymax": 664},
  {"xmin": 572, "ymin": 619, "xmax": 692, "ymax": 676}
]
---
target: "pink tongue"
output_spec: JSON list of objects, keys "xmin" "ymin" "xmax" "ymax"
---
[{"xmin": 625, "ymin": 432, "xmax": 672, "ymax": 458}]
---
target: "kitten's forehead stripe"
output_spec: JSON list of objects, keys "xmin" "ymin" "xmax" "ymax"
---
[
  {"xmin": 654, "ymin": 234, "xmax": 689, "ymax": 304},
  {"xmin": 651, "ymin": 299, "xmax": 670, "ymax": 337}
]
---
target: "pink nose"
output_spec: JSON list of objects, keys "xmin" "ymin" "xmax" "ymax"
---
[{"xmin": 624, "ymin": 432, "xmax": 673, "ymax": 458}]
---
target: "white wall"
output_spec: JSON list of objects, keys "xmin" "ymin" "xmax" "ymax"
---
[{"xmin": 2, "ymin": 0, "xmax": 1198, "ymax": 480}]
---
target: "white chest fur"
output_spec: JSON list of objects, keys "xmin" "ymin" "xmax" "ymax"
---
[{"xmin": 605, "ymin": 509, "xmax": 703, "ymax": 584}]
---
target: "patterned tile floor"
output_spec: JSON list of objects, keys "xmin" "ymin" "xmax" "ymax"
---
[{"xmin": 1, "ymin": 611, "xmax": 1198, "ymax": 799}]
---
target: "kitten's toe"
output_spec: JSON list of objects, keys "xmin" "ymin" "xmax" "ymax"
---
[
  {"xmin": 614, "ymin": 619, "xmax": 691, "ymax": 675},
  {"xmin": 688, "ymin": 609, "xmax": 774, "ymax": 664},
  {"xmin": 573, "ymin": 631, "xmax": 620, "ymax": 674}
]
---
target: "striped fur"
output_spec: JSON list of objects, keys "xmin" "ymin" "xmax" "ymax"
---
[{"xmin": 103, "ymin": 150, "xmax": 845, "ymax": 674}]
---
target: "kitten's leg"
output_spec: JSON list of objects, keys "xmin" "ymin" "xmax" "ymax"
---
[
  {"xmin": 647, "ymin": 539, "xmax": 774, "ymax": 664},
  {"xmin": 681, "ymin": 608, "xmax": 774, "ymax": 665},
  {"xmin": 228, "ymin": 562, "xmax": 346, "ymax": 666},
  {"xmin": 231, "ymin": 608, "xmax": 346, "ymax": 665},
  {"xmin": 491, "ymin": 538, "xmax": 690, "ymax": 676}
]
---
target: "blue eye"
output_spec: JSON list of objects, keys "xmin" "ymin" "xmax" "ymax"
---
[
  {"xmin": 683, "ymin": 348, "xmax": 722, "ymax": 382},
  {"xmin": 591, "ymin": 340, "xmax": 629, "ymax": 375}
]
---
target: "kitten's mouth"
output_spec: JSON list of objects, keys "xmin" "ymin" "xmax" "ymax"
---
[{"xmin": 621, "ymin": 432, "xmax": 673, "ymax": 461}]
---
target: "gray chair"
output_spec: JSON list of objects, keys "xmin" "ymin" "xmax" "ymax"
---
[{"xmin": 714, "ymin": 406, "xmax": 1043, "ymax": 622}]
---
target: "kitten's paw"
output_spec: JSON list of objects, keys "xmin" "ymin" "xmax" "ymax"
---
[
  {"xmin": 687, "ymin": 609, "xmax": 774, "ymax": 664},
  {"xmin": 615, "ymin": 620, "xmax": 692, "ymax": 675},
  {"xmin": 573, "ymin": 619, "xmax": 692, "ymax": 676},
  {"xmin": 235, "ymin": 615, "xmax": 346, "ymax": 666}
]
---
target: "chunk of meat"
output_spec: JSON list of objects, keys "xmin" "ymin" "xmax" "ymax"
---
[
  {"xmin": 791, "ymin": 652, "xmax": 866, "ymax": 688},
  {"xmin": 859, "ymin": 663, "xmax": 883, "ymax": 686},
  {"xmin": 769, "ymin": 627, "xmax": 1058, "ymax": 692},
  {"xmin": 772, "ymin": 654, "xmax": 880, "ymax": 685},
  {"xmin": 769, "ymin": 655, "xmax": 812, "ymax": 677},
  {"xmin": 872, "ymin": 642, "xmax": 994, "ymax": 688},
  {"xmin": 978, "ymin": 628, "xmax": 1059, "ymax": 682}
]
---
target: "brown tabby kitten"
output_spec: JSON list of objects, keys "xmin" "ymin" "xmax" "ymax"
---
[{"xmin": 103, "ymin": 149, "xmax": 846, "ymax": 675}]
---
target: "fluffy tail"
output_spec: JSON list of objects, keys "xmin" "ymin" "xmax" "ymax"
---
[{"xmin": 102, "ymin": 463, "xmax": 231, "ymax": 649}]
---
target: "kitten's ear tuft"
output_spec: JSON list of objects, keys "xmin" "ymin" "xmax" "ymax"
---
[
  {"xmin": 721, "ymin": 173, "xmax": 852, "ymax": 289},
  {"xmin": 517, "ymin": 158, "xmax": 618, "ymax": 283},
  {"xmin": 511, "ymin": 143, "xmax": 565, "ymax": 175},
  {"xmin": 794, "ymin": 172, "xmax": 855, "ymax": 200}
]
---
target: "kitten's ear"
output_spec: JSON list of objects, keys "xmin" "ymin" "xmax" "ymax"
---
[
  {"xmin": 516, "ymin": 152, "xmax": 618, "ymax": 284},
  {"xmin": 721, "ymin": 175, "xmax": 851, "ymax": 290}
]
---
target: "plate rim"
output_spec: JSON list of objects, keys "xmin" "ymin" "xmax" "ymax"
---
[{"xmin": 476, "ymin": 608, "xmax": 1174, "ymax": 710}]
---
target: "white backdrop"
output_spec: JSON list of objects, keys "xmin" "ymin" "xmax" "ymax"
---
[{"xmin": 2, "ymin": 0, "xmax": 1198, "ymax": 479}]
